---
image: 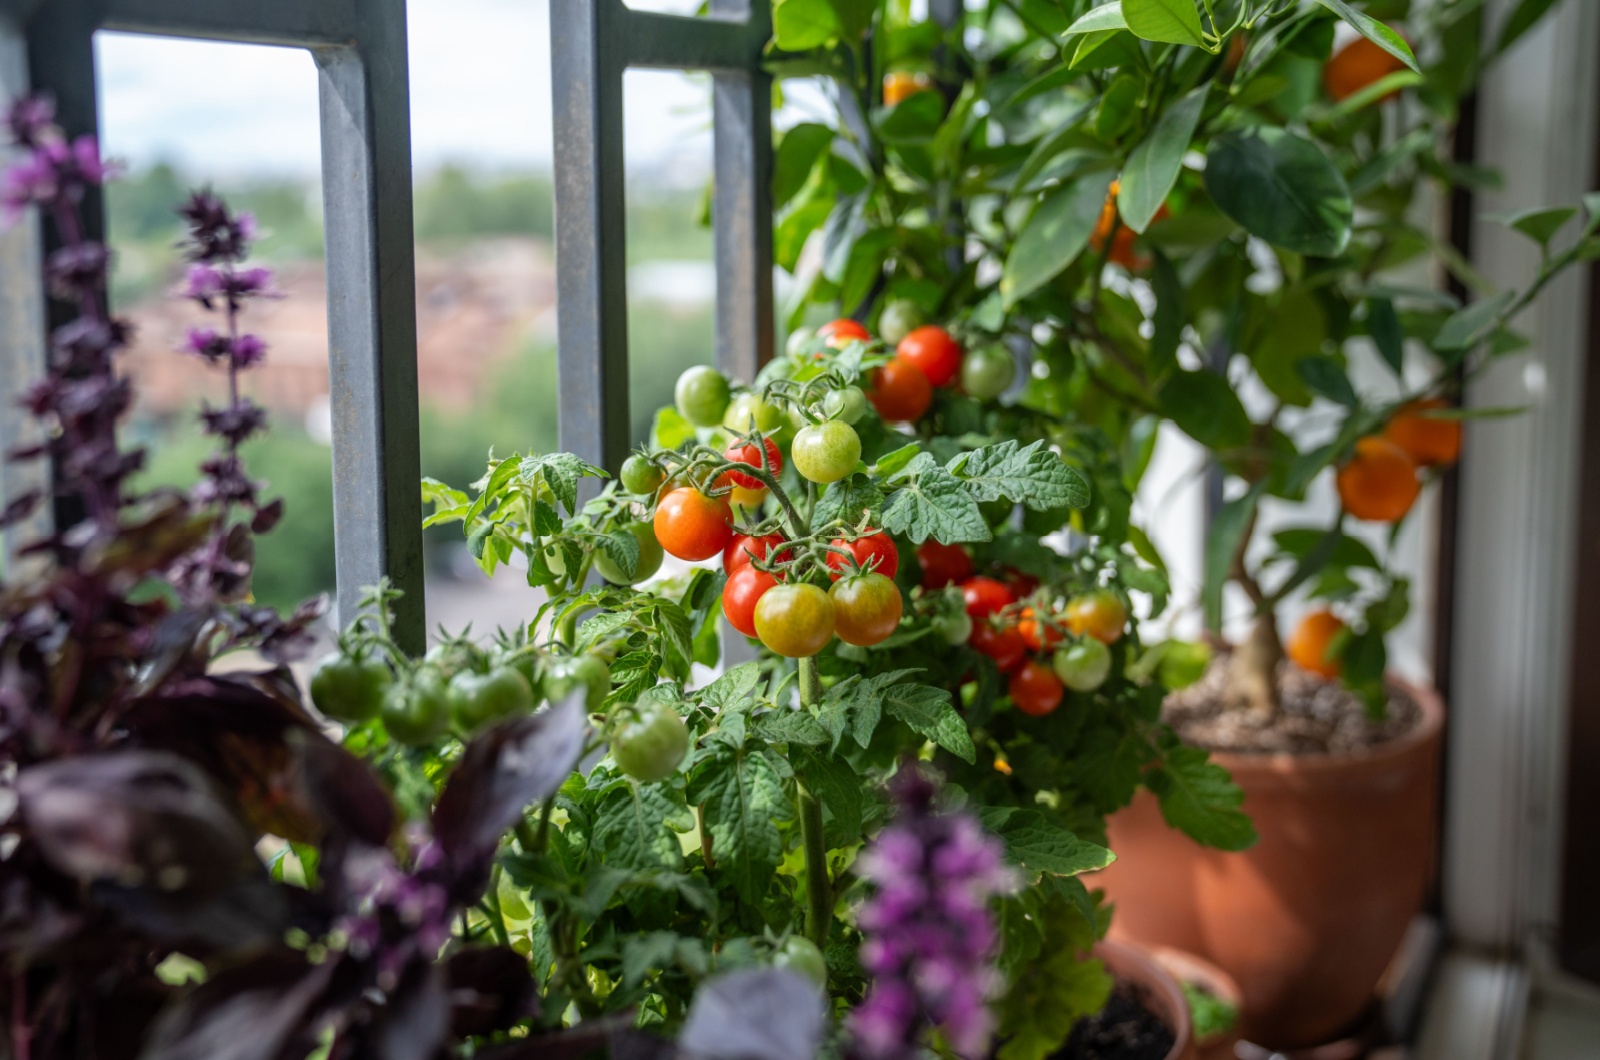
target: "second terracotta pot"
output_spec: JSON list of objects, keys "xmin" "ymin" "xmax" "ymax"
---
[
  {"xmin": 1094, "ymin": 939, "xmax": 1197, "ymax": 1060},
  {"xmin": 1095, "ymin": 680, "xmax": 1443, "ymax": 1050}
]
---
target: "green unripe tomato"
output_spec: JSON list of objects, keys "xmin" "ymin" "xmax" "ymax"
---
[
  {"xmin": 449, "ymin": 667, "xmax": 536, "ymax": 732},
  {"xmin": 791, "ymin": 421, "xmax": 862, "ymax": 484},
  {"xmin": 931, "ymin": 609, "xmax": 973, "ymax": 646},
  {"xmin": 544, "ymin": 655, "xmax": 611, "ymax": 712},
  {"xmin": 1158, "ymin": 640, "xmax": 1212, "ymax": 691},
  {"xmin": 877, "ymin": 299, "xmax": 925, "ymax": 346},
  {"xmin": 594, "ymin": 522, "xmax": 665, "ymax": 585},
  {"xmin": 960, "ymin": 344, "xmax": 1016, "ymax": 401},
  {"xmin": 309, "ymin": 652, "xmax": 392, "ymax": 723},
  {"xmin": 785, "ymin": 328, "xmax": 817, "ymax": 358},
  {"xmin": 381, "ymin": 668, "xmax": 451, "ymax": 746},
  {"xmin": 1053, "ymin": 639, "xmax": 1112, "ymax": 693},
  {"xmin": 822, "ymin": 385, "xmax": 868, "ymax": 425},
  {"xmin": 722, "ymin": 392, "xmax": 784, "ymax": 435},
  {"xmin": 611, "ymin": 699, "xmax": 690, "ymax": 783},
  {"xmin": 774, "ymin": 936, "xmax": 828, "ymax": 986},
  {"xmin": 620, "ymin": 454, "xmax": 666, "ymax": 496},
  {"xmin": 676, "ymin": 365, "xmax": 732, "ymax": 427}
]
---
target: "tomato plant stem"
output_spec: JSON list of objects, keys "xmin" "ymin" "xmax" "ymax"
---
[{"xmin": 796, "ymin": 655, "xmax": 831, "ymax": 949}]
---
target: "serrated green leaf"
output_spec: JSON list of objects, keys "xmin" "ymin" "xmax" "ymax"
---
[
  {"xmin": 1147, "ymin": 746, "xmax": 1257, "ymax": 851},
  {"xmin": 654, "ymin": 601, "xmax": 695, "ymax": 680},
  {"xmin": 592, "ymin": 782, "xmax": 692, "ymax": 873},
  {"xmin": 577, "ymin": 611, "xmax": 634, "ymax": 650},
  {"xmin": 1001, "ymin": 176, "xmax": 1110, "ymax": 308},
  {"xmin": 880, "ymin": 454, "xmax": 991, "ymax": 544},
  {"xmin": 947, "ymin": 440, "xmax": 1091, "ymax": 512},
  {"xmin": 599, "ymin": 529, "xmax": 641, "ymax": 579},
  {"xmin": 751, "ymin": 709, "xmax": 831, "ymax": 746},
  {"xmin": 622, "ymin": 931, "xmax": 682, "ymax": 987},
  {"xmin": 606, "ymin": 651, "xmax": 661, "ymax": 706},
  {"xmin": 1119, "ymin": 86, "xmax": 1206, "ymax": 233},
  {"xmin": 882, "ymin": 683, "xmax": 974, "ymax": 762},
  {"xmin": 519, "ymin": 452, "xmax": 608, "ymax": 514},
  {"xmin": 797, "ymin": 748, "xmax": 864, "ymax": 846},
  {"xmin": 813, "ymin": 473, "xmax": 886, "ymax": 529},
  {"xmin": 701, "ymin": 662, "xmax": 763, "ymax": 710},
  {"xmin": 978, "ymin": 807, "xmax": 1115, "ymax": 880},
  {"xmin": 873, "ymin": 443, "xmax": 923, "ymax": 478},
  {"xmin": 687, "ymin": 748, "xmax": 789, "ymax": 905},
  {"xmin": 1314, "ymin": 0, "xmax": 1420, "ymax": 71}
]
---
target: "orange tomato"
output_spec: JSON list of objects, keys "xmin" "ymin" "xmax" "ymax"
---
[
  {"xmin": 1383, "ymin": 398, "xmax": 1461, "ymax": 469},
  {"xmin": 1018, "ymin": 607, "xmax": 1063, "ymax": 652},
  {"xmin": 1336, "ymin": 437, "xmax": 1421, "ymax": 523},
  {"xmin": 868, "ymin": 358, "xmax": 934, "ymax": 422},
  {"xmin": 883, "ymin": 71, "xmax": 934, "ymax": 107},
  {"xmin": 1287, "ymin": 609, "xmax": 1346, "ymax": 680},
  {"xmin": 1065, "ymin": 591, "xmax": 1127, "ymax": 645}
]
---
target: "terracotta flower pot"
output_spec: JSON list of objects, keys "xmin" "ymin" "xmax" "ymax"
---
[
  {"xmin": 1094, "ymin": 679, "xmax": 1444, "ymax": 1050},
  {"xmin": 1147, "ymin": 947, "xmax": 1243, "ymax": 1060},
  {"xmin": 1094, "ymin": 938, "xmax": 1197, "ymax": 1060}
]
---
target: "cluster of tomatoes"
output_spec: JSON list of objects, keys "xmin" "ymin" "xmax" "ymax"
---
[
  {"xmin": 1335, "ymin": 398, "xmax": 1461, "ymax": 524},
  {"xmin": 815, "ymin": 318, "xmax": 1016, "ymax": 423},
  {"xmin": 914, "ymin": 540, "xmax": 1128, "ymax": 719}
]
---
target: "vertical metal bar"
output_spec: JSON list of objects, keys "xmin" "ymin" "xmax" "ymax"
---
[
  {"xmin": 709, "ymin": 0, "xmax": 773, "ymax": 381},
  {"xmin": 312, "ymin": 0, "xmax": 425, "ymax": 653},
  {"xmin": 551, "ymin": 0, "xmax": 631, "ymax": 474},
  {"xmin": 0, "ymin": 17, "xmax": 50, "ymax": 566}
]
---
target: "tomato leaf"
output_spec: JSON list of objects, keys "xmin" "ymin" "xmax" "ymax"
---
[
  {"xmin": 796, "ymin": 747, "xmax": 865, "ymax": 845},
  {"xmin": 517, "ymin": 452, "xmax": 608, "ymax": 514},
  {"xmin": 882, "ymin": 683, "xmax": 974, "ymax": 763},
  {"xmin": 700, "ymin": 662, "xmax": 763, "ymax": 710},
  {"xmin": 879, "ymin": 453, "xmax": 991, "ymax": 544},
  {"xmin": 947, "ymin": 439, "xmax": 1092, "ymax": 511},
  {"xmin": 977, "ymin": 806, "xmax": 1115, "ymax": 880},
  {"xmin": 687, "ymin": 748, "xmax": 789, "ymax": 906},
  {"xmin": 591, "ymin": 781, "xmax": 692, "ymax": 872},
  {"xmin": 1146, "ymin": 745, "xmax": 1257, "ymax": 851}
]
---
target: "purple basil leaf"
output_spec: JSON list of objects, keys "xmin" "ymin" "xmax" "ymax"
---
[
  {"xmin": 93, "ymin": 872, "xmax": 288, "ymax": 953},
  {"xmin": 368, "ymin": 959, "xmax": 450, "ymax": 1060},
  {"xmin": 475, "ymin": 1014, "xmax": 653, "ymax": 1060},
  {"xmin": 18, "ymin": 751, "xmax": 258, "ymax": 897},
  {"xmin": 444, "ymin": 946, "xmax": 540, "ymax": 1038},
  {"xmin": 431, "ymin": 690, "xmax": 588, "ymax": 900},
  {"xmin": 138, "ymin": 949, "xmax": 336, "ymax": 1060},
  {"xmin": 678, "ymin": 968, "xmax": 826, "ymax": 1060},
  {"xmin": 288, "ymin": 728, "xmax": 395, "ymax": 850},
  {"xmin": 132, "ymin": 609, "xmax": 209, "ymax": 697}
]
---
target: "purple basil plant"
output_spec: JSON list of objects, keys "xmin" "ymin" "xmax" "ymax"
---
[{"xmin": 849, "ymin": 765, "xmax": 1017, "ymax": 1060}]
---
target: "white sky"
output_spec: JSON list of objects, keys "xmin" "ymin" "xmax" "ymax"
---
[{"xmin": 96, "ymin": 0, "xmax": 714, "ymax": 180}]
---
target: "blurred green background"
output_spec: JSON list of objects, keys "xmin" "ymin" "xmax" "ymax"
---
[{"xmin": 115, "ymin": 164, "xmax": 715, "ymax": 610}]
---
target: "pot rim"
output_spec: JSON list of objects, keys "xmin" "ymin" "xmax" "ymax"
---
[
  {"xmin": 1093, "ymin": 937, "xmax": 1195, "ymax": 1060},
  {"xmin": 1201, "ymin": 673, "xmax": 1444, "ymax": 775}
]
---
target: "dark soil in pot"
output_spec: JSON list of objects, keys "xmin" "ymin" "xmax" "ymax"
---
[
  {"xmin": 1056, "ymin": 984, "xmax": 1176, "ymax": 1060},
  {"xmin": 1163, "ymin": 658, "xmax": 1423, "ymax": 756}
]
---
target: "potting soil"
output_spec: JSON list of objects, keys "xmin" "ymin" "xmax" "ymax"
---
[{"xmin": 1055, "ymin": 985, "xmax": 1175, "ymax": 1060}]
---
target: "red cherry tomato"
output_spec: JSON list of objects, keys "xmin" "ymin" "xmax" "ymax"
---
[
  {"xmin": 723, "ymin": 566, "xmax": 778, "ymax": 638},
  {"xmin": 818, "ymin": 318, "xmax": 871, "ymax": 349},
  {"xmin": 825, "ymin": 530, "xmax": 900, "ymax": 581},
  {"xmin": 969, "ymin": 621, "xmax": 1026, "ymax": 672},
  {"xmin": 1003, "ymin": 568, "xmax": 1040, "ymax": 598},
  {"xmin": 960, "ymin": 576, "xmax": 1016, "ymax": 620},
  {"xmin": 1010, "ymin": 660, "xmax": 1064, "ymax": 716},
  {"xmin": 724, "ymin": 533, "xmax": 791, "ymax": 573},
  {"xmin": 719, "ymin": 437, "xmax": 783, "ymax": 491},
  {"xmin": 868, "ymin": 359, "xmax": 934, "ymax": 422},
  {"xmin": 829, "ymin": 573, "xmax": 903, "ymax": 647},
  {"xmin": 917, "ymin": 541, "xmax": 973, "ymax": 590},
  {"xmin": 1017, "ymin": 607, "xmax": 1063, "ymax": 652},
  {"xmin": 654, "ymin": 487, "xmax": 734, "ymax": 562},
  {"xmin": 895, "ymin": 325, "xmax": 963, "ymax": 387}
]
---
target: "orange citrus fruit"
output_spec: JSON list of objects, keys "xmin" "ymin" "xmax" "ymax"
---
[
  {"xmin": 883, "ymin": 71, "xmax": 934, "ymax": 107},
  {"xmin": 1091, "ymin": 180, "xmax": 1169, "ymax": 270},
  {"xmin": 1287, "ymin": 609, "xmax": 1346, "ymax": 679},
  {"xmin": 1336, "ymin": 437, "xmax": 1421, "ymax": 522},
  {"xmin": 1383, "ymin": 398, "xmax": 1461, "ymax": 469},
  {"xmin": 1323, "ymin": 35, "xmax": 1407, "ymax": 102}
]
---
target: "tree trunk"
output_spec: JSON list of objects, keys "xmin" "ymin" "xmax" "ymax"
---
[{"xmin": 1224, "ymin": 611, "xmax": 1283, "ymax": 722}]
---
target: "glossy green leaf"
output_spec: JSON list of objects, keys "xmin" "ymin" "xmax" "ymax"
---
[
  {"xmin": 1434, "ymin": 289, "xmax": 1516, "ymax": 351},
  {"xmin": 1119, "ymin": 86, "xmax": 1206, "ymax": 233},
  {"xmin": 1487, "ymin": 205, "xmax": 1577, "ymax": 246},
  {"xmin": 1295, "ymin": 356, "xmax": 1357, "ymax": 406},
  {"xmin": 772, "ymin": 124, "xmax": 834, "ymax": 209},
  {"xmin": 1063, "ymin": 2, "xmax": 1128, "ymax": 36},
  {"xmin": 1201, "ymin": 482, "xmax": 1265, "ymax": 632},
  {"xmin": 1313, "ymin": 0, "xmax": 1420, "ymax": 72},
  {"xmin": 1160, "ymin": 369, "xmax": 1251, "ymax": 451},
  {"xmin": 1001, "ymin": 176, "xmax": 1109, "ymax": 308},
  {"xmin": 1205, "ymin": 128, "xmax": 1352, "ymax": 256},
  {"xmin": 1367, "ymin": 297, "xmax": 1404, "ymax": 377},
  {"xmin": 1496, "ymin": 0, "xmax": 1560, "ymax": 55},
  {"xmin": 1121, "ymin": 0, "xmax": 1206, "ymax": 48},
  {"xmin": 773, "ymin": 0, "xmax": 838, "ymax": 50}
]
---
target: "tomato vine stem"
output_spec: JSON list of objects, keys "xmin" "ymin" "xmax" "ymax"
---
[{"xmin": 796, "ymin": 655, "xmax": 831, "ymax": 952}]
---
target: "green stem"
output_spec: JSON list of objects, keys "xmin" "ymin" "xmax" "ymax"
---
[
  {"xmin": 484, "ymin": 864, "xmax": 512, "ymax": 947},
  {"xmin": 795, "ymin": 656, "xmax": 831, "ymax": 951}
]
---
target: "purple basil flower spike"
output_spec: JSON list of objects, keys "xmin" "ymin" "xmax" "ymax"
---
[
  {"xmin": 3, "ymin": 94, "xmax": 56, "ymax": 147},
  {"xmin": 848, "ymin": 765, "xmax": 1018, "ymax": 1060}
]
